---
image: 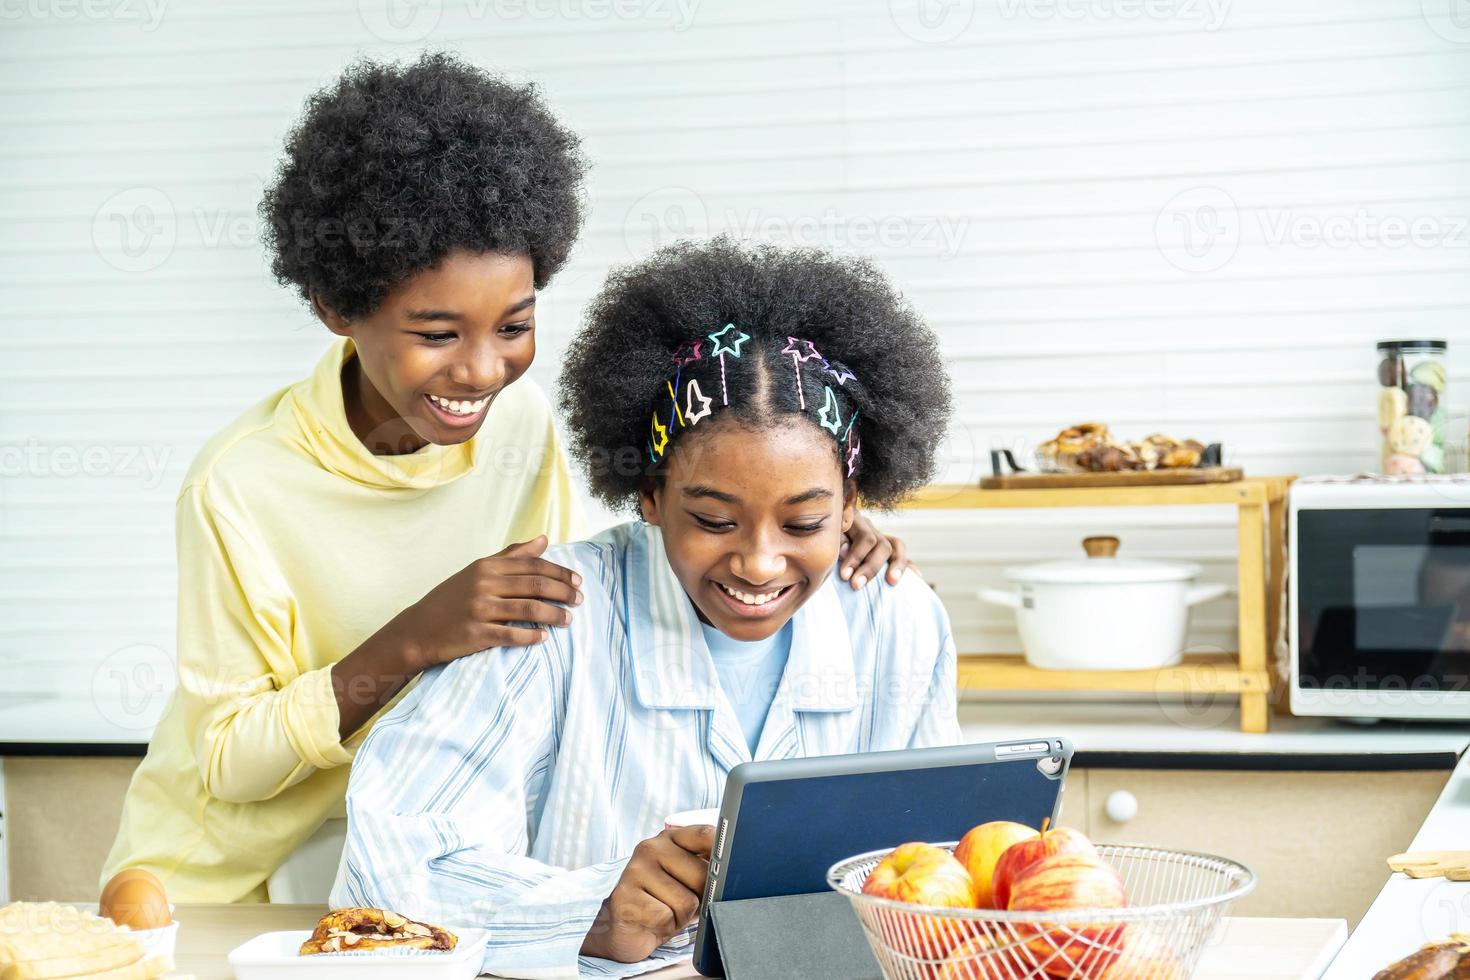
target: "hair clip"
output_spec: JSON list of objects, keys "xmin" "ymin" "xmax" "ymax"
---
[
  {"xmin": 707, "ymin": 323, "xmax": 749, "ymax": 406},
  {"xmin": 822, "ymin": 358, "xmax": 855, "ymax": 387},
  {"xmin": 818, "ymin": 386, "xmax": 843, "ymax": 435},
  {"xmin": 684, "ymin": 378, "xmax": 712, "ymax": 425},
  {"xmin": 781, "ymin": 337, "xmax": 823, "ymax": 410},
  {"xmin": 650, "ymin": 413, "xmax": 670, "ymax": 459},
  {"xmin": 671, "ymin": 340, "xmax": 703, "ymax": 367}
]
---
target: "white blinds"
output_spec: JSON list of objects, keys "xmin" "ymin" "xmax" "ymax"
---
[{"xmin": 2, "ymin": 0, "xmax": 1469, "ymax": 728}]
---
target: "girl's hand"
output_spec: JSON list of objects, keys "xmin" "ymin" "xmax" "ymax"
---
[
  {"xmin": 839, "ymin": 513, "xmax": 920, "ymax": 589},
  {"xmin": 582, "ymin": 825, "xmax": 713, "ymax": 963},
  {"xmin": 398, "ymin": 535, "xmax": 584, "ymax": 673}
]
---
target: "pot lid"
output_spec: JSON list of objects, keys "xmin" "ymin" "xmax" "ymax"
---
[{"xmin": 1003, "ymin": 536, "xmax": 1202, "ymax": 585}]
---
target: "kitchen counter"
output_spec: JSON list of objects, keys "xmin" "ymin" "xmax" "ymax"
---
[
  {"xmin": 10, "ymin": 698, "xmax": 1466, "ymax": 977},
  {"xmin": 1320, "ymin": 749, "xmax": 1470, "ymax": 977},
  {"xmin": 955, "ymin": 700, "xmax": 1468, "ymax": 769},
  {"xmin": 6, "ymin": 696, "xmax": 1467, "ymax": 768},
  {"xmin": 164, "ymin": 903, "xmax": 1346, "ymax": 979}
]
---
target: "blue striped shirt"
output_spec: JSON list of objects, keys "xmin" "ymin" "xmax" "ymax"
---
[{"xmin": 333, "ymin": 520, "xmax": 960, "ymax": 978}]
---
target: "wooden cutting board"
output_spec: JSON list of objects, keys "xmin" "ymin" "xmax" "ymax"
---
[
  {"xmin": 980, "ymin": 467, "xmax": 1244, "ymax": 490},
  {"xmin": 1387, "ymin": 851, "xmax": 1470, "ymax": 879}
]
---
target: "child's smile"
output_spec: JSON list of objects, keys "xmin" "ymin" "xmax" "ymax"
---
[
  {"xmin": 711, "ymin": 578, "xmax": 800, "ymax": 618},
  {"xmin": 319, "ymin": 249, "xmax": 537, "ymax": 454},
  {"xmin": 424, "ymin": 391, "xmax": 495, "ymax": 427},
  {"xmin": 641, "ymin": 420, "xmax": 857, "ymax": 641}
]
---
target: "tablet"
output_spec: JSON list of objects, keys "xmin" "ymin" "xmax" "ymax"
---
[{"xmin": 692, "ymin": 737, "xmax": 1072, "ymax": 977}]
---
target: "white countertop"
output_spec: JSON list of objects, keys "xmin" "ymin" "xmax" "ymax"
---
[
  {"xmin": 7, "ymin": 693, "xmax": 1464, "ymax": 977},
  {"xmin": 3, "ymin": 693, "xmax": 1468, "ymax": 762},
  {"xmin": 0, "ymin": 693, "xmax": 167, "ymax": 746},
  {"xmin": 1322, "ymin": 750, "xmax": 1470, "ymax": 977},
  {"xmin": 957, "ymin": 700, "xmax": 1470, "ymax": 759}
]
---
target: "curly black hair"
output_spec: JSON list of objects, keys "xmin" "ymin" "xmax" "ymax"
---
[
  {"xmin": 259, "ymin": 52, "xmax": 587, "ymax": 319},
  {"xmin": 558, "ymin": 238, "xmax": 952, "ymax": 512}
]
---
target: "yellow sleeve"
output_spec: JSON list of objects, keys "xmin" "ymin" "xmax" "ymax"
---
[
  {"xmin": 174, "ymin": 483, "xmax": 351, "ymax": 805},
  {"xmin": 503, "ymin": 389, "xmax": 588, "ymax": 547}
]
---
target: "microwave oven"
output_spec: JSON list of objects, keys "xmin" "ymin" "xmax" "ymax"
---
[{"xmin": 1290, "ymin": 476, "xmax": 1470, "ymax": 720}]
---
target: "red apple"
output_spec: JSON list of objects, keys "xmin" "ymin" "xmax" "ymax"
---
[
  {"xmin": 953, "ymin": 821, "xmax": 1040, "ymax": 908},
  {"xmin": 936, "ymin": 933, "xmax": 1042, "ymax": 979},
  {"xmin": 991, "ymin": 823, "xmax": 1097, "ymax": 909},
  {"xmin": 1008, "ymin": 853, "xmax": 1127, "ymax": 977},
  {"xmin": 863, "ymin": 842, "xmax": 979, "ymax": 960},
  {"xmin": 1098, "ymin": 927, "xmax": 1185, "ymax": 980}
]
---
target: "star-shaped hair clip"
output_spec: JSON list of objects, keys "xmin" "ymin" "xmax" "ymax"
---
[
  {"xmin": 817, "ymin": 386, "xmax": 843, "ymax": 435},
  {"xmin": 822, "ymin": 358, "xmax": 856, "ymax": 387},
  {"xmin": 782, "ymin": 337, "xmax": 822, "ymax": 410},
  {"xmin": 707, "ymin": 323, "xmax": 749, "ymax": 358},
  {"xmin": 671, "ymin": 340, "xmax": 703, "ymax": 367},
  {"xmin": 650, "ymin": 413, "xmax": 670, "ymax": 459},
  {"xmin": 707, "ymin": 323, "xmax": 749, "ymax": 405}
]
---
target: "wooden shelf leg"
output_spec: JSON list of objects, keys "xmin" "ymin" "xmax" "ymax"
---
[
  {"xmin": 1238, "ymin": 501, "xmax": 1269, "ymax": 733},
  {"xmin": 1267, "ymin": 486, "xmax": 1292, "ymax": 717}
]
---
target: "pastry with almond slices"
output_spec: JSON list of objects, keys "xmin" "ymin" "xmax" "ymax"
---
[{"xmin": 298, "ymin": 908, "xmax": 457, "ymax": 955}]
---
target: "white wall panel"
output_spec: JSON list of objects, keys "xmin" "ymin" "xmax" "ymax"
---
[{"xmin": 2, "ymin": 0, "xmax": 1470, "ymax": 725}]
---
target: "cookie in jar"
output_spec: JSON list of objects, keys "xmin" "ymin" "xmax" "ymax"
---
[{"xmin": 1377, "ymin": 340, "xmax": 1447, "ymax": 474}]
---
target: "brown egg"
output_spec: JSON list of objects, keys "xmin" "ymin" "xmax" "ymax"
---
[{"xmin": 99, "ymin": 868, "xmax": 172, "ymax": 930}]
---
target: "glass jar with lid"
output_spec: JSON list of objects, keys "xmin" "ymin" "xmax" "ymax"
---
[{"xmin": 1377, "ymin": 339, "xmax": 1448, "ymax": 474}]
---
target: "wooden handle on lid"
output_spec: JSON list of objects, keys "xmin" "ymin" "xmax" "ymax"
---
[{"xmin": 1082, "ymin": 536, "xmax": 1120, "ymax": 558}]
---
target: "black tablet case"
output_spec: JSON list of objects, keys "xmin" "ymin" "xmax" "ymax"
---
[{"xmin": 709, "ymin": 892, "xmax": 882, "ymax": 980}]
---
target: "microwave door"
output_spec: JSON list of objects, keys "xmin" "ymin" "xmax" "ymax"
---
[{"xmin": 1297, "ymin": 508, "xmax": 1470, "ymax": 698}]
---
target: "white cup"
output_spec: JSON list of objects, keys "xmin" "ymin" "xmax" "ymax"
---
[{"xmin": 664, "ymin": 807, "xmax": 720, "ymax": 831}]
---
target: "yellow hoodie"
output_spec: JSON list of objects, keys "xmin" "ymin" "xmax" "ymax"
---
[{"xmin": 101, "ymin": 339, "xmax": 585, "ymax": 901}]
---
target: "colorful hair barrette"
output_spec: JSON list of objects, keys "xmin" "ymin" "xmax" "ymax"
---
[
  {"xmin": 671, "ymin": 340, "xmax": 704, "ymax": 367},
  {"xmin": 707, "ymin": 323, "xmax": 749, "ymax": 406},
  {"xmin": 822, "ymin": 358, "xmax": 855, "ymax": 387},
  {"xmin": 781, "ymin": 337, "xmax": 822, "ymax": 410},
  {"xmin": 817, "ymin": 385, "xmax": 843, "ymax": 435},
  {"xmin": 649, "ymin": 328, "xmax": 861, "ymax": 479}
]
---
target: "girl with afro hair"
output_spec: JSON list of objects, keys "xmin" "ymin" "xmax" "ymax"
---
[
  {"xmin": 336, "ymin": 239, "xmax": 961, "ymax": 977},
  {"xmin": 102, "ymin": 54, "xmax": 909, "ymax": 904}
]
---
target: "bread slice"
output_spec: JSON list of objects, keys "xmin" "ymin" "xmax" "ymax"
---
[{"xmin": 0, "ymin": 903, "xmax": 168, "ymax": 980}]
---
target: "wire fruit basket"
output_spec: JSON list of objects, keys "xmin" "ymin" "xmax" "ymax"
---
[{"xmin": 828, "ymin": 843, "xmax": 1255, "ymax": 979}]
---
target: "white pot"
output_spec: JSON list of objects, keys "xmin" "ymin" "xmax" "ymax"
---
[{"xmin": 977, "ymin": 536, "xmax": 1229, "ymax": 670}]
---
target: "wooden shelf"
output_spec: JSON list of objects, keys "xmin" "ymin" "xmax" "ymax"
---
[
  {"xmin": 906, "ymin": 477, "xmax": 1290, "ymax": 511},
  {"xmin": 906, "ymin": 476, "xmax": 1293, "ymax": 733},
  {"xmin": 957, "ymin": 653, "xmax": 1272, "ymax": 694}
]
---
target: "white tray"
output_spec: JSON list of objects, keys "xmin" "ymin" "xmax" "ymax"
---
[{"xmin": 227, "ymin": 929, "xmax": 487, "ymax": 979}]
